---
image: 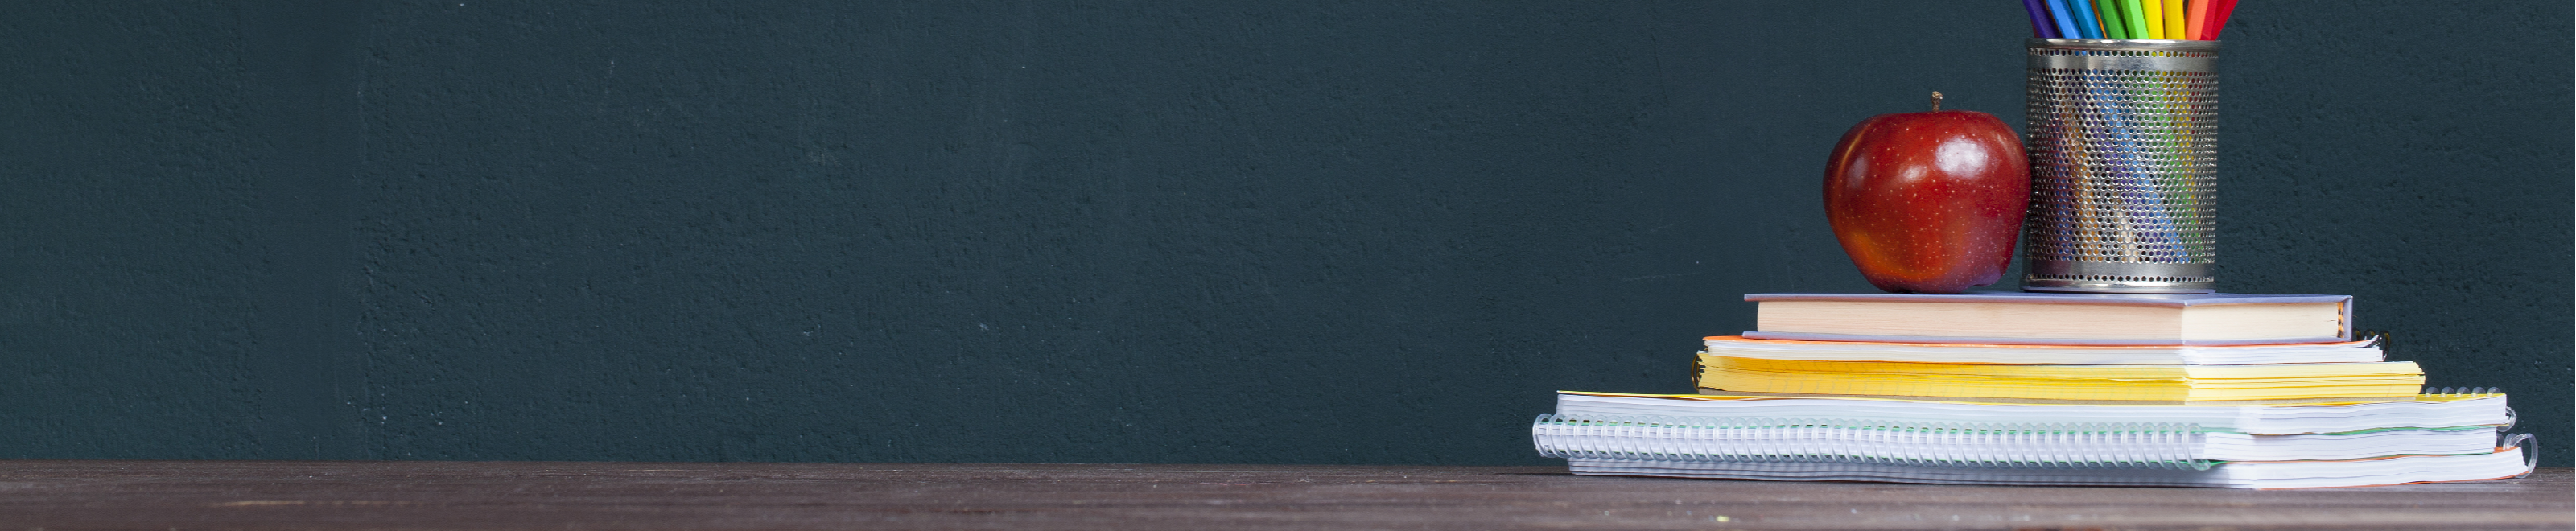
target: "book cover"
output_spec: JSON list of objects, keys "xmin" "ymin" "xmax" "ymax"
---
[{"xmin": 1743, "ymin": 292, "xmax": 2355, "ymax": 345}]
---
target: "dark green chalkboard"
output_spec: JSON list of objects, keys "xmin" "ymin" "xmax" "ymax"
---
[{"xmin": 0, "ymin": 1, "xmax": 2565, "ymax": 466}]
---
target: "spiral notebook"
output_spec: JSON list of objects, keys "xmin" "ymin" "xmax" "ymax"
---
[
  {"xmin": 1553, "ymin": 390, "xmax": 2514, "ymax": 434},
  {"xmin": 1535, "ymin": 414, "xmax": 2504, "ymax": 465},
  {"xmin": 1562, "ymin": 451, "xmax": 2532, "ymax": 489},
  {"xmin": 1535, "ymin": 390, "xmax": 2533, "ymax": 488}
]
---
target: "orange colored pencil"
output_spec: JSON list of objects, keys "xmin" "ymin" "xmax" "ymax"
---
[{"xmin": 2186, "ymin": 0, "xmax": 2213, "ymax": 39}]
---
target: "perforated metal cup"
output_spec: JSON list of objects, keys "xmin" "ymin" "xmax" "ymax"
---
[{"xmin": 2022, "ymin": 39, "xmax": 2219, "ymax": 294}]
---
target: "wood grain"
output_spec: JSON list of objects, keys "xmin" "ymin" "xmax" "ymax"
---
[{"xmin": 0, "ymin": 461, "xmax": 2563, "ymax": 530}]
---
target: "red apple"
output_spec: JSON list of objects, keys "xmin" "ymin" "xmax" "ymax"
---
[{"xmin": 1821, "ymin": 92, "xmax": 2029, "ymax": 294}]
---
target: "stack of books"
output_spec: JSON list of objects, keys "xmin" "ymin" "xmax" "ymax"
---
[{"xmin": 1533, "ymin": 293, "xmax": 2535, "ymax": 488}]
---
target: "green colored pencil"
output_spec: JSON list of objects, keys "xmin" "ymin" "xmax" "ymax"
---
[
  {"xmin": 2121, "ymin": 0, "xmax": 2152, "ymax": 39},
  {"xmin": 2094, "ymin": 0, "xmax": 2126, "ymax": 39}
]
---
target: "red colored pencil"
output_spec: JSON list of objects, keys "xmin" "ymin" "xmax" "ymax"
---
[
  {"xmin": 2186, "ymin": 0, "xmax": 2214, "ymax": 39},
  {"xmin": 2209, "ymin": 0, "xmax": 2239, "ymax": 39}
]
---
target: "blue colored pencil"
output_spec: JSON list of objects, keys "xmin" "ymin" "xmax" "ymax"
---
[
  {"xmin": 2023, "ymin": 0, "xmax": 2059, "ymax": 38},
  {"xmin": 2067, "ymin": 0, "xmax": 2104, "ymax": 38},
  {"xmin": 2045, "ymin": 0, "xmax": 2083, "ymax": 39}
]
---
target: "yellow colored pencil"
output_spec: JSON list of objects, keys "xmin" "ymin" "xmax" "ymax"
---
[
  {"xmin": 2140, "ymin": 0, "xmax": 2166, "ymax": 39},
  {"xmin": 2162, "ymin": 0, "xmax": 2189, "ymax": 39}
]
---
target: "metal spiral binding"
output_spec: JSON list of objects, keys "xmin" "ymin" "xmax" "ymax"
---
[
  {"xmin": 1531, "ymin": 414, "xmax": 2211, "ymax": 471},
  {"xmin": 2421, "ymin": 386, "xmax": 2503, "ymax": 397},
  {"xmin": 2416, "ymin": 387, "xmax": 2522, "ymax": 455},
  {"xmin": 2501, "ymin": 433, "xmax": 2538, "ymax": 479}
]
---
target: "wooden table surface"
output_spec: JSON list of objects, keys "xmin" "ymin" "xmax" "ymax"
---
[{"xmin": 0, "ymin": 461, "xmax": 2565, "ymax": 530}]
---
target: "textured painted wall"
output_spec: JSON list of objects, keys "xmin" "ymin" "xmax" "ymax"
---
[
  {"xmin": 2, "ymin": 1, "xmax": 2566, "ymax": 466},
  {"xmin": 0, "ymin": 2, "xmax": 266, "ymax": 459}
]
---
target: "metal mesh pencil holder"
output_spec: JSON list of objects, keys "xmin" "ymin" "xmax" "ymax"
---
[{"xmin": 2022, "ymin": 39, "xmax": 2219, "ymax": 294}]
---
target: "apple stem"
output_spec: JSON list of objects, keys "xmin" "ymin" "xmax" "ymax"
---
[{"xmin": 1931, "ymin": 91, "xmax": 1943, "ymax": 112}]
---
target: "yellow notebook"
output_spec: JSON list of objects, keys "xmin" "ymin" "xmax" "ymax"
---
[{"xmin": 1696, "ymin": 354, "xmax": 2425, "ymax": 402}]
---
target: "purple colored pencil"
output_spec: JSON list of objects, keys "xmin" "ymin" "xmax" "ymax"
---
[{"xmin": 2024, "ymin": 0, "xmax": 2060, "ymax": 38}]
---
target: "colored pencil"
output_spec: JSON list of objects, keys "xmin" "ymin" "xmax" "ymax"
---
[
  {"xmin": 2025, "ymin": 0, "xmax": 2059, "ymax": 38},
  {"xmin": 2114, "ymin": 0, "xmax": 2137, "ymax": 39},
  {"xmin": 2209, "ymin": 0, "xmax": 2238, "ymax": 39},
  {"xmin": 2034, "ymin": 0, "xmax": 2232, "ymax": 40},
  {"xmin": 2187, "ymin": 0, "xmax": 2213, "ymax": 39},
  {"xmin": 2094, "ymin": 0, "xmax": 2124, "ymax": 39},
  {"xmin": 2047, "ymin": 0, "xmax": 2084, "ymax": 39},
  {"xmin": 2121, "ymin": 0, "xmax": 2152, "ymax": 39},
  {"xmin": 2162, "ymin": 0, "xmax": 2188, "ymax": 39},
  {"xmin": 2070, "ymin": 0, "xmax": 2105, "ymax": 38},
  {"xmin": 2139, "ymin": 0, "xmax": 2165, "ymax": 39}
]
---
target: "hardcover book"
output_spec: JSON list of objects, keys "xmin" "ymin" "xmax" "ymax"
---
[{"xmin": 1745, "ymin": 292, "xmax": 2352, "ymax": 346}]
